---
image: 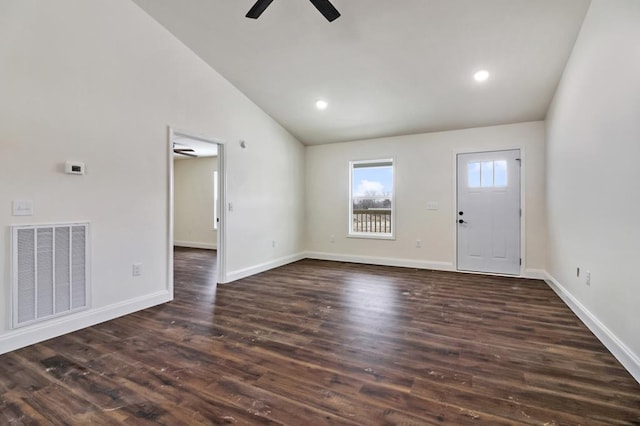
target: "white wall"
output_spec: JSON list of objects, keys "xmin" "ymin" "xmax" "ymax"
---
[
  {"xmin": 545, "ymin": 0, "xmax": 640, "ymax": 379},
  {"xmin": 305, "ymin": 122, "xmax": 546, "ymax": 275},
  {"xmin": 0, "ymin": 0, "xmax": 305, "ymax": 353},
  {"xmin": 174, "ymin": 157, "xmax": 217, "ymax": 250}
]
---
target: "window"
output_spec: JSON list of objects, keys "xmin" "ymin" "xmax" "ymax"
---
[
  {"xmin": 213, "ymin": 171, "xmax": 218, "ymax": 229},
  {"xmin": 349, "ymin": 159, "xmax": 394, "ymax": 238},
  {"xmin": 468, "ymin": 160, "xmax": 507, "ymax": 188}
]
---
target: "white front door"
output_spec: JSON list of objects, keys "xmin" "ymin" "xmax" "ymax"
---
[{"xmin": 457, "ymin": 150, "xmax": 521, "ymax": 275}]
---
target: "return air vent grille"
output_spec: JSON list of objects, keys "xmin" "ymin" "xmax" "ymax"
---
[{"xmin": 12, "ymin": 223, "xmax": 90, "ymax": 328}]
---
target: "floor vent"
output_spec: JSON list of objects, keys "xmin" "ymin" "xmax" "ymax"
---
[{"xmin": 11, "ymin": 223, "xmax": 90, "ymax": 328}]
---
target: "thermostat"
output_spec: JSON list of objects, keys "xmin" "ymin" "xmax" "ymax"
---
[{"xmin": 65, "ymin": 161, "xmax": 85, "ymax": 175}]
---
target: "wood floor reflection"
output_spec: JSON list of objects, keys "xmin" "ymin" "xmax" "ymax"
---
[{"xmin": 1, "ymin": 247, "xmax": 639, "ymax": 424}]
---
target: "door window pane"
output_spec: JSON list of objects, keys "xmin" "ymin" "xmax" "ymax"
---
[
  {"xmin": 467, "ymin": 159, "xmax": 509, "ymax": 188},
  {"xmin": 494, "ymin": 160, "xmax": 507, "ymax": 187},
  {"xmin": 468, "ymin": 162, "xmax": 481, "ymax": 188},
  {"xmin": 481, "ymin": 161, "xmax": 494, "ymax": 187}
]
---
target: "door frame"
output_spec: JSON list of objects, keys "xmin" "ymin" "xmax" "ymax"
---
[
  {"xmin": 167, "ymin": 126, "xmax": 227, "ymax": 292},
  {"xmin": 452, "ymin": 146, "xmax": 527, "ymax": 276}
]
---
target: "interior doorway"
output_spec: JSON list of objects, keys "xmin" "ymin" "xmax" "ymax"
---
[
  {"xmin": 456, "ymin": 149, "xmax": 521, "ymax": 275},
  {"xmin": 168, "ymin": 128, "xmax": 226, "ymax": 286}
]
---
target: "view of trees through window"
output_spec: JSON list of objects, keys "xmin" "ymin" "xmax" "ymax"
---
[{"xmin": 350, "ymin": 159, "xmax": 394, "ymax": 236}]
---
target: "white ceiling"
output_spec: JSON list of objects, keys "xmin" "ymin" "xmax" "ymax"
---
[{"xmin": 133, "ymin": 0, "xmax": 591, "ymax": 145}]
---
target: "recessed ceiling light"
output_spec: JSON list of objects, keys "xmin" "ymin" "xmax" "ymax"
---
[
  {"xmin": 316, "ymin": 100, "xmax": 328, "ymax": 110},
  {"xmin": 474, "ymin": 70, "xmax": 490, "ymax": 82}
]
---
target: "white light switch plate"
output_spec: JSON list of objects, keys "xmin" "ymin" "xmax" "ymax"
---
[
  {"xmin": 427, "ymin": 202, "xmax": 439, "ymax": 211},
  {"xmin": 13, "ymin": 200, "xmax": 34, "ymax": 216}
]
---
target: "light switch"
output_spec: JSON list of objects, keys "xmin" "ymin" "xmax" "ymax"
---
[
  {"xmin": 427, "ymin": 202, "xmax": 439, "ymax": 211},
  {"xmin": 13, "ymin": 200, "xmax": 34, "ymax": 216}
]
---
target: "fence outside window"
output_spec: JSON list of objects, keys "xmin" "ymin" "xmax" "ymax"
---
[{"xmin": 352, "ymin": 209, "xmax": 392, "ymax": 233}]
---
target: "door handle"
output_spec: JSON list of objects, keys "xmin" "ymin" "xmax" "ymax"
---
[{"xmin": 458, "ymin": 219, "xmax": 467, "ymax": 224}]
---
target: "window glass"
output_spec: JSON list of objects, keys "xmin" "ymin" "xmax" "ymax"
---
[
  {"xmin": 350, "ymin": 159, "xmax": 394, "ymax": 237},
  {"xmin": 468, "ymin": 160, "xmax": 508, "ymax": 188},
  {"xmin": 481, "ymin": 161, "xmax": 494, "ymax": 188},
  {"xmin": 494, "ymin": 160, "xmax": 507, "ymax": 187},
  {"xmin": 468, "ymin": 162, "xmax": 481, "ymax": 188}
]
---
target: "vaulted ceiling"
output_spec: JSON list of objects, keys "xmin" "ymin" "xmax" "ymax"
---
[{"xmin": 132, "ymin": 0, "xmax": 591, "ymax": 145}]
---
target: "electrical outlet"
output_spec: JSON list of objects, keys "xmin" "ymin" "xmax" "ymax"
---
[
  {"xmin": 132, "ymin": 263, "xmax": 142, "ymax": 277},
  {"xmin": 415, "ymin": 239, "xmax": 422, "ymax": 248},
  {"xmin": 272, "ymin": 240, "xmax": 276, "ymax": 248},
  {"xmin": 330, "ymin": 234, "xmax": 335, "ymax": 243},
  {"xmin": 586, "ymin": 271, "xmax": 591, "ymax": 286}
]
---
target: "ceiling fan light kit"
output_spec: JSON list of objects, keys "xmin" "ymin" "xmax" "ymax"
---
[{"xmin": 246, "ymin": 0, "xmax": 341, "ymax": 22}]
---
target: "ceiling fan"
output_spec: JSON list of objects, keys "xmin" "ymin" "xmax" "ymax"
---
[
  {"xmin": 173, "ymin": 144, "xmax": 198, "ymax": 158},
  {"xmin": 246, "ymin": 0, "xmax": 341, "ymax": 22}
]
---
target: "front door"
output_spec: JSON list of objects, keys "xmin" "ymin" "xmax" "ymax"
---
[{"xmin": 457, "ymin": 150, "xmax": 521, "ymax": 275}]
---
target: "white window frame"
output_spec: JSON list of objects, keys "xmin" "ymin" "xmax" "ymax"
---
[{"xmin": 348, "ymin": 158, "xmax": 395, "ymax": 239}]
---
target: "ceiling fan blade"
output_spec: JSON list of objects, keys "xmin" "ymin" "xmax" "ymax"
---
[
  {"xmin": 246, "ymin": 0, "xmax": 274, "ymax": 19},
  {"xmin": 309, "ymin": 0, "xmax": 340, "ymax": 22},
  {"xmin": 174, "ymin": 150, "xmax": 198, "ymax": 158}
]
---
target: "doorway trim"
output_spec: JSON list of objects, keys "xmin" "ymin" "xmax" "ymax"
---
[
  {"xmin": 167, "ymin": 127, "xmax": 226, "ymax": 290},
  {"xmin": 452, "ymin": 146, "xmax": 527, "ymax": 276}
]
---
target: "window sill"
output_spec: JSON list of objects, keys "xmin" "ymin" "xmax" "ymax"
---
[{"xmin": 347, "ymin": 233, "xmax": 395, "ymax": 240}]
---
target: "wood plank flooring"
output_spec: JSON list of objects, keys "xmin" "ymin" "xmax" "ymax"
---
[{"xmin": 1, "ymin": 247, "xmax": 639, "ymax": 424}]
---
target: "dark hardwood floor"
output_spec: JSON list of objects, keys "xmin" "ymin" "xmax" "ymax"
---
[{"xmin": 1, "ymin": 247, "xmax": 639, "ymax": 424}]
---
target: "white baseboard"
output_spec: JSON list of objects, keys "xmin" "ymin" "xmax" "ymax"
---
[
  {"xmin": 223, "ymin": 252, "xmax": 306, "ymax": 283},
  {"xmin": 523, "ymin": 268, "xmax": 548, "ymax": 279},
  {"xmin": 305, "ymin": 254, "xmax": 545, "ymax": 281},
  {"xmin": 0, "ymin": 290, "xmax": 172, "ymax": 355},
  {"xmin": 304, "ymin": 251, "xmax": 455, "ymax": 272},
  {"xmin": 545, "ymin": 273, "xmax": 640, "ymax": 384},
  {"xmin": 174, "ymin": 240, "xmax": 217, "ymax": 250}
]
